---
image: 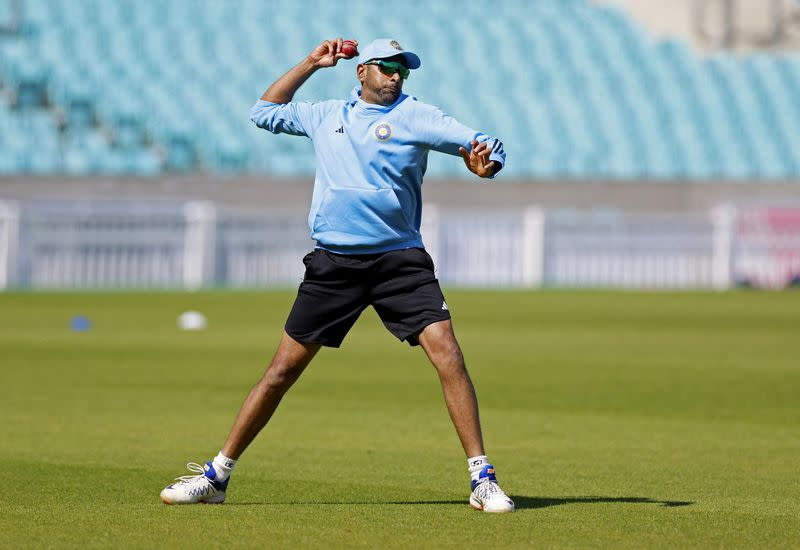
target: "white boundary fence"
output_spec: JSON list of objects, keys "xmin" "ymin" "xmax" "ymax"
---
[{"xmin": 0, "ymin": 199, "xmax": 798, "ymax": 290}]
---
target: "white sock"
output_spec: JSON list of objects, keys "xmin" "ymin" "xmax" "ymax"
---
[
  {"xmin": 211, "ymin": 451, "xmax": 237, "ymax": 481},
  {"xmin": 467, "ymin": 455, "xmax": 489, "ymax": 481}
]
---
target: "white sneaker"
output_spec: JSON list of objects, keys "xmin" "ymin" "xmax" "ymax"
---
[
  {"xmin": 160, "ymin": 462, "xmax": 229, "ymax": 505},
  {"xmin": 469, "ymin": 464, "xmax": 515, "ymax": 513}
]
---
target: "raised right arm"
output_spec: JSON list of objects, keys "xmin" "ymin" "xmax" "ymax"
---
[
  {"xmin": 251, "ymin": 38, "xmax": 354, "ymax": 137},
  {"xmin": 259, "ymin": 56, "xmax": 319, "ymax": 104},
  {"xmin": 261, "ymin": 38, "xmax": 349, "ymax": 103}
]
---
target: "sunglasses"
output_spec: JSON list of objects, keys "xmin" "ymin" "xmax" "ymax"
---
[{"xmin": 364, "ymin": 60, "xmax": 410, "ymax": 80}]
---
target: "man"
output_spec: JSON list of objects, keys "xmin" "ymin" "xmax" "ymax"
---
[{"xmin": 160, "ymin": 38, "xmax": 513, "ymax": 513}]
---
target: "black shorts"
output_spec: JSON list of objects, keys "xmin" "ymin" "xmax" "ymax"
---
[{"xmin": 285, "ymin": 247, "xmax": 451, "ymax": 348}]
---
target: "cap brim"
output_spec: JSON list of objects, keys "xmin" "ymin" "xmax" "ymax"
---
[{"xmin": 399, "ymin": 52, "xmax": 421, "ymax": 70}]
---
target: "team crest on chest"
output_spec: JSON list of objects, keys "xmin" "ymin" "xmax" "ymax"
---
[{"xmin": 374, "ymin": 123, "xmax": 392, "ymax": 141}]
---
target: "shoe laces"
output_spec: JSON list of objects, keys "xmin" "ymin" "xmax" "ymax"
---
[
  {"xmin": 474, "ymin": 478, "xmax": 507, "ymax": 500},
  {"xmin": 173, "ymin": 462, "xmax": 216, "ymax": 496}
]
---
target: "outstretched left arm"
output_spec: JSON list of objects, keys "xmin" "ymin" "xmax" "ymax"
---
[{"xmin": 419, "ymin": 106, "xmax": 506, "ymax": 179}]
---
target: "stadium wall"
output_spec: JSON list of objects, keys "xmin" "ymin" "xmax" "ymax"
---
[
  {"xmin": 3, "ymin": 177, "xmax": 799, "ymax": 291},
  {"xmin": 1, "ymin": 176, "xmax": 800, "ymax": 214}
]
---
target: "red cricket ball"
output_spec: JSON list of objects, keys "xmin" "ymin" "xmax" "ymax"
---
[{"xmin": 341, "ymin": 40, "xmax": 358, "ymax": 59}]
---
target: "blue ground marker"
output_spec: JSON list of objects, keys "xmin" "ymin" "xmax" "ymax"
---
[{"xmin": 70, "ymin": 315, "xmax": 92, "ymax": 332}]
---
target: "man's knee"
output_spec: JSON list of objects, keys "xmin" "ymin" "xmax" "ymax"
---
[
  {"xmin": 260, "ymin": 359, "xmax": 305, "ymax": 392},
  {"xmin": 428, "ymin": 338, "xmax": 466, "ymax": 372},
  {"xmin": 419, "ymin": 320, "xmax": 465, "ymax": 369},
  {"xmin": 258, "ymin": 333, "xmax": 320, "ymax": 391}
]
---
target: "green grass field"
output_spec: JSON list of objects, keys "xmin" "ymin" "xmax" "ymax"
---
[{"xmin": 1, "ymin": 290, "xmax": 798, "ymax": 548}]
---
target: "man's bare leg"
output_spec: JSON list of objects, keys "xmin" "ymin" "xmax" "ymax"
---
[
  {"xmin": 221, "ymin": 331, "xmax": 322, "ymax": 459},
  {"xmin": 417, "ymin": 319, "xmax": 484, "ymax": 458},
  {"xmin": 418, "ymin": 319, "xmax": 514, "ymax": 512},
  {"xmin": 160, "ymin": 331, "xmax": 320, "ymax": 504}
]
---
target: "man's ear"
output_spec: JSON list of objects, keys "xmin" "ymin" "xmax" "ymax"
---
[{"xmin": 357, "ymin": 64, "xmax": 366, "ymax": 83}]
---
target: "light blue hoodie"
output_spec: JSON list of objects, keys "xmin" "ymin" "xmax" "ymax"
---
[{"xmin": 250, "ymin": 86, "xmax": 505, "ymax": 254}]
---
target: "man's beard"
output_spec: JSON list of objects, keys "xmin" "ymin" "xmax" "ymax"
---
[{"xmin": 378, "ymin": 85, "xmax": 400, "ymax": 105}]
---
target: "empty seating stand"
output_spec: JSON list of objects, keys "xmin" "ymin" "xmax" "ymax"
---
[{"xmin": 0, "ymin": 0, "xmax": 798, "ymax": 179}]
